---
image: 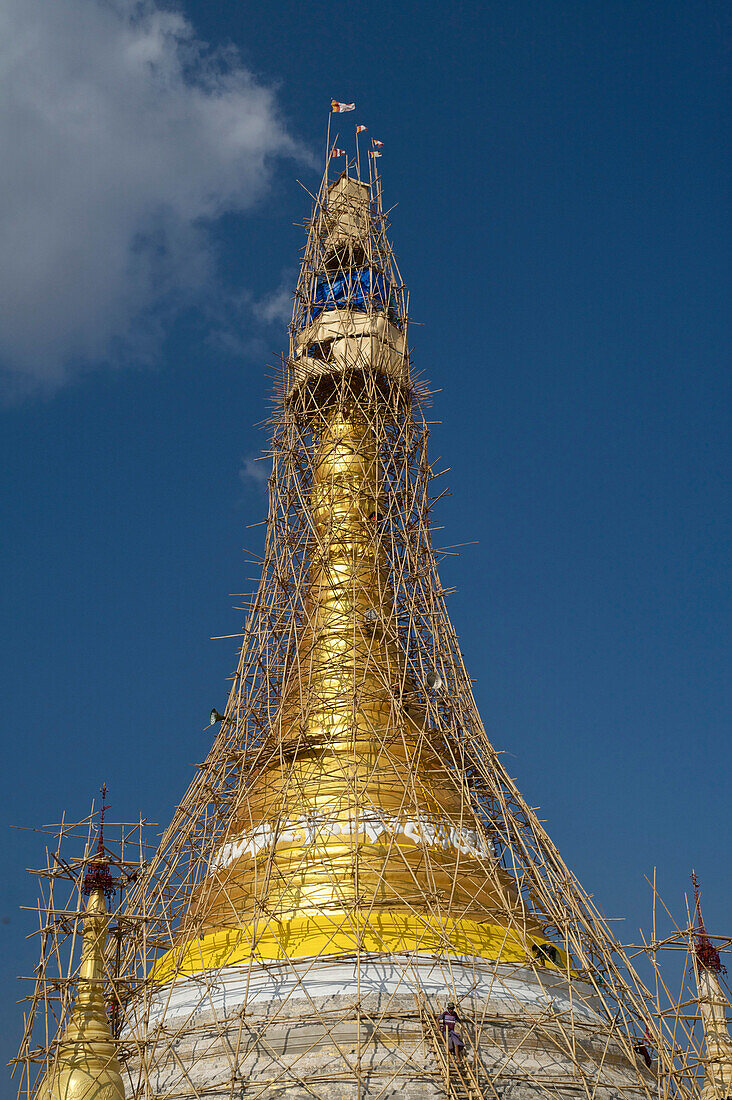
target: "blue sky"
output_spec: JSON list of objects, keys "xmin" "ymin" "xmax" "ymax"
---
[{"xmin": 1, "ymin": 0, "xmax": 729, "ymax": 1075}]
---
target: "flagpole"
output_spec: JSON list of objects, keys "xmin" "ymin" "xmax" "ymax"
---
[
  {"xmin": 372, "ymin": 144, "xmax": 380, "ymax": 206},
  {"xmin": 325, "ymin": 108, "xmax": 332, "ymax": 184},
  {"xmin": 356, "ymin": 126, "xmax": 361, "ymax": 182}
]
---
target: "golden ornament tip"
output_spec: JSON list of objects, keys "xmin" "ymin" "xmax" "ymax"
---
[{"xmin": 36, "ymin": 844, "xmax": 123, "ymax": 1100}]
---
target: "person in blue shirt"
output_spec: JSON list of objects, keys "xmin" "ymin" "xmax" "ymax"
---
[{"xmin": 437, "ymin": 1002, "xmax": 464, "ymax": 1057}]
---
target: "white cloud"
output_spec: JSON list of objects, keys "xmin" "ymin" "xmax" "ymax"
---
[
  {"xmin": 0, "ymin": 0, "xmax": 303, "ymax": 392},
  {"xmin": 239, "ymin": 454, "xmax": 270, "ymax": 490},
  {"xmin": 203, "ymin": 268, "xmax": 295, "ymax": 360},
  {"xmin": 251, "ymin": 278, "xmax": 295, "ymax": 326}
]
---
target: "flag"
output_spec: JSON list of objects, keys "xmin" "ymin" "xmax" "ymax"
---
[
  {"xmin": 356, "ymin": 124, "xmax": 367, "ymax": 134},
  {"xmin": 331, "ymin": 100, "xmax": 355, "ymax": 113},
  {"xmin": 372, "ymin": 139, "xmax": 383, "ymax": 148},
  {"xmin": 369, "ymin": 150, "xmax": 382, "ymax": 159},
  {"xmin": 330, "ymin": 147, "xmax": 346, "ymax": 157}
]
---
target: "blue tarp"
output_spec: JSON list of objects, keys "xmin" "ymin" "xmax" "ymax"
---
[{"xmin": 303, "ymin": 268, "xmax": 388, "ymax": 327}]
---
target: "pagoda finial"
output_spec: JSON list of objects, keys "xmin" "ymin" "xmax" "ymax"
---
[
  {"xmin": 691, "ymin": 872, "xmax": 732, "ymax": 1100},
  {"xmin": 36, "ymin": 785, "xmax": 124, "ymax": 1100},
  {"xmin": 83, "ymin": 783, "xmax": 114, "ymax": 899},
  {"xmin": 693, "ymin": 870, "xmax": 726, "ymax": 975}
]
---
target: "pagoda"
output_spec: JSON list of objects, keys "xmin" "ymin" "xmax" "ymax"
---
[
  {"xmin": 693, "ymin": 874, "xmax": 732, "ymax": 1100},
  {"xmin": 15, "ymin": 144, "xmax": 693, "ymax": 1100}
]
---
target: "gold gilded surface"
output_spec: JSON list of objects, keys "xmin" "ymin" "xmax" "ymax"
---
[
  {"xmin": 36, "ymin": 889, "xmax": 124, "ymax": 1100},
  {"xmin": 182, "ymin": 388, "xmax": 541, "ymax": 959},
  {"xmin": 153, "ymin": 914, "xmax": 564, "ymax": 982}
]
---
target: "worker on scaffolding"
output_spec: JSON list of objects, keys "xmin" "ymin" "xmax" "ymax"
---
[
  {"xmin": 438, "ymin": 1002, "xmax": 464, "ymax": 1058},
  {"xmin": 633, "ymin": 1025, "xmax": 654, "ymax": 1069}
]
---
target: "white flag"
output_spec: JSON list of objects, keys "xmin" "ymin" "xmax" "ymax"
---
[{"xmin": 331, "ymin": 100, "xmax": 355, "ymax": 113}]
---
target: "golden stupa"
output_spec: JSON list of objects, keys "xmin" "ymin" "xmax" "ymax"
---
[
  {"xmin": 37, "ymin": 808, "xmax": 124, "ymax": 1100},
  {"xmin": 17, "ymin": 142, "xmax": 698, "ymax": 1100},
  {"xmin": 117, "ymin": 161, "xmax": 661, "ymax": 1099},
  {"xmin": 693, "ymin": 875, "xmax": 732, "ymax": 1100}
]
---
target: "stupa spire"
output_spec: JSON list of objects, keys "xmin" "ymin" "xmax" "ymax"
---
[
  {"xmin": 150, "ymin": 161, "xmax": 550, "ymax": 989},
  {"xmin": 114, "ymin": 152, "xmax": 668, "ymax": 1099},
  {"xmin": 693, "ymin": 872, "xmax": 732, "ymax": 1100},
  {"xmin": 36, "ymin": 787, "xmax": 123, "ymax": 1100},
  {"xmin": 19, "ymin": 135, "xmax": 686, "ymax": 1100}
]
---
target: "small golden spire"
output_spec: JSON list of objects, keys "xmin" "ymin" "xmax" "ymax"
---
[
  {"xmin": 692, "ymin": 872, "xmax": 732, "ymax": 1100},
  {"xmin": 37, "ymin": 788, "xmax": 124, "ymax": 1100}
]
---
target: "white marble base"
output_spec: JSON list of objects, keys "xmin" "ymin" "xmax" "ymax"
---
[{"xmin": 127, "ymin": 952, "xmax": 604, "ymax": 1035}]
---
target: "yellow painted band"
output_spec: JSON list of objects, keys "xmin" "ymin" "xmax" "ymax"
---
[{"xmin": 151, "ymin": 913, "xmax": 564, "ymax": 983}]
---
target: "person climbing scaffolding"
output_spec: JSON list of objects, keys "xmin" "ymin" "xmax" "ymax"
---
[{"xmin": 438, "ymin": 1002, "xmax": 465, "ymax": 1057}]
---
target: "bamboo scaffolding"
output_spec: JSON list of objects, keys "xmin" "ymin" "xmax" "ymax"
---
[{"xmin": 11, "ymin": 154, "xmax": 718, "ymax": 1100}]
